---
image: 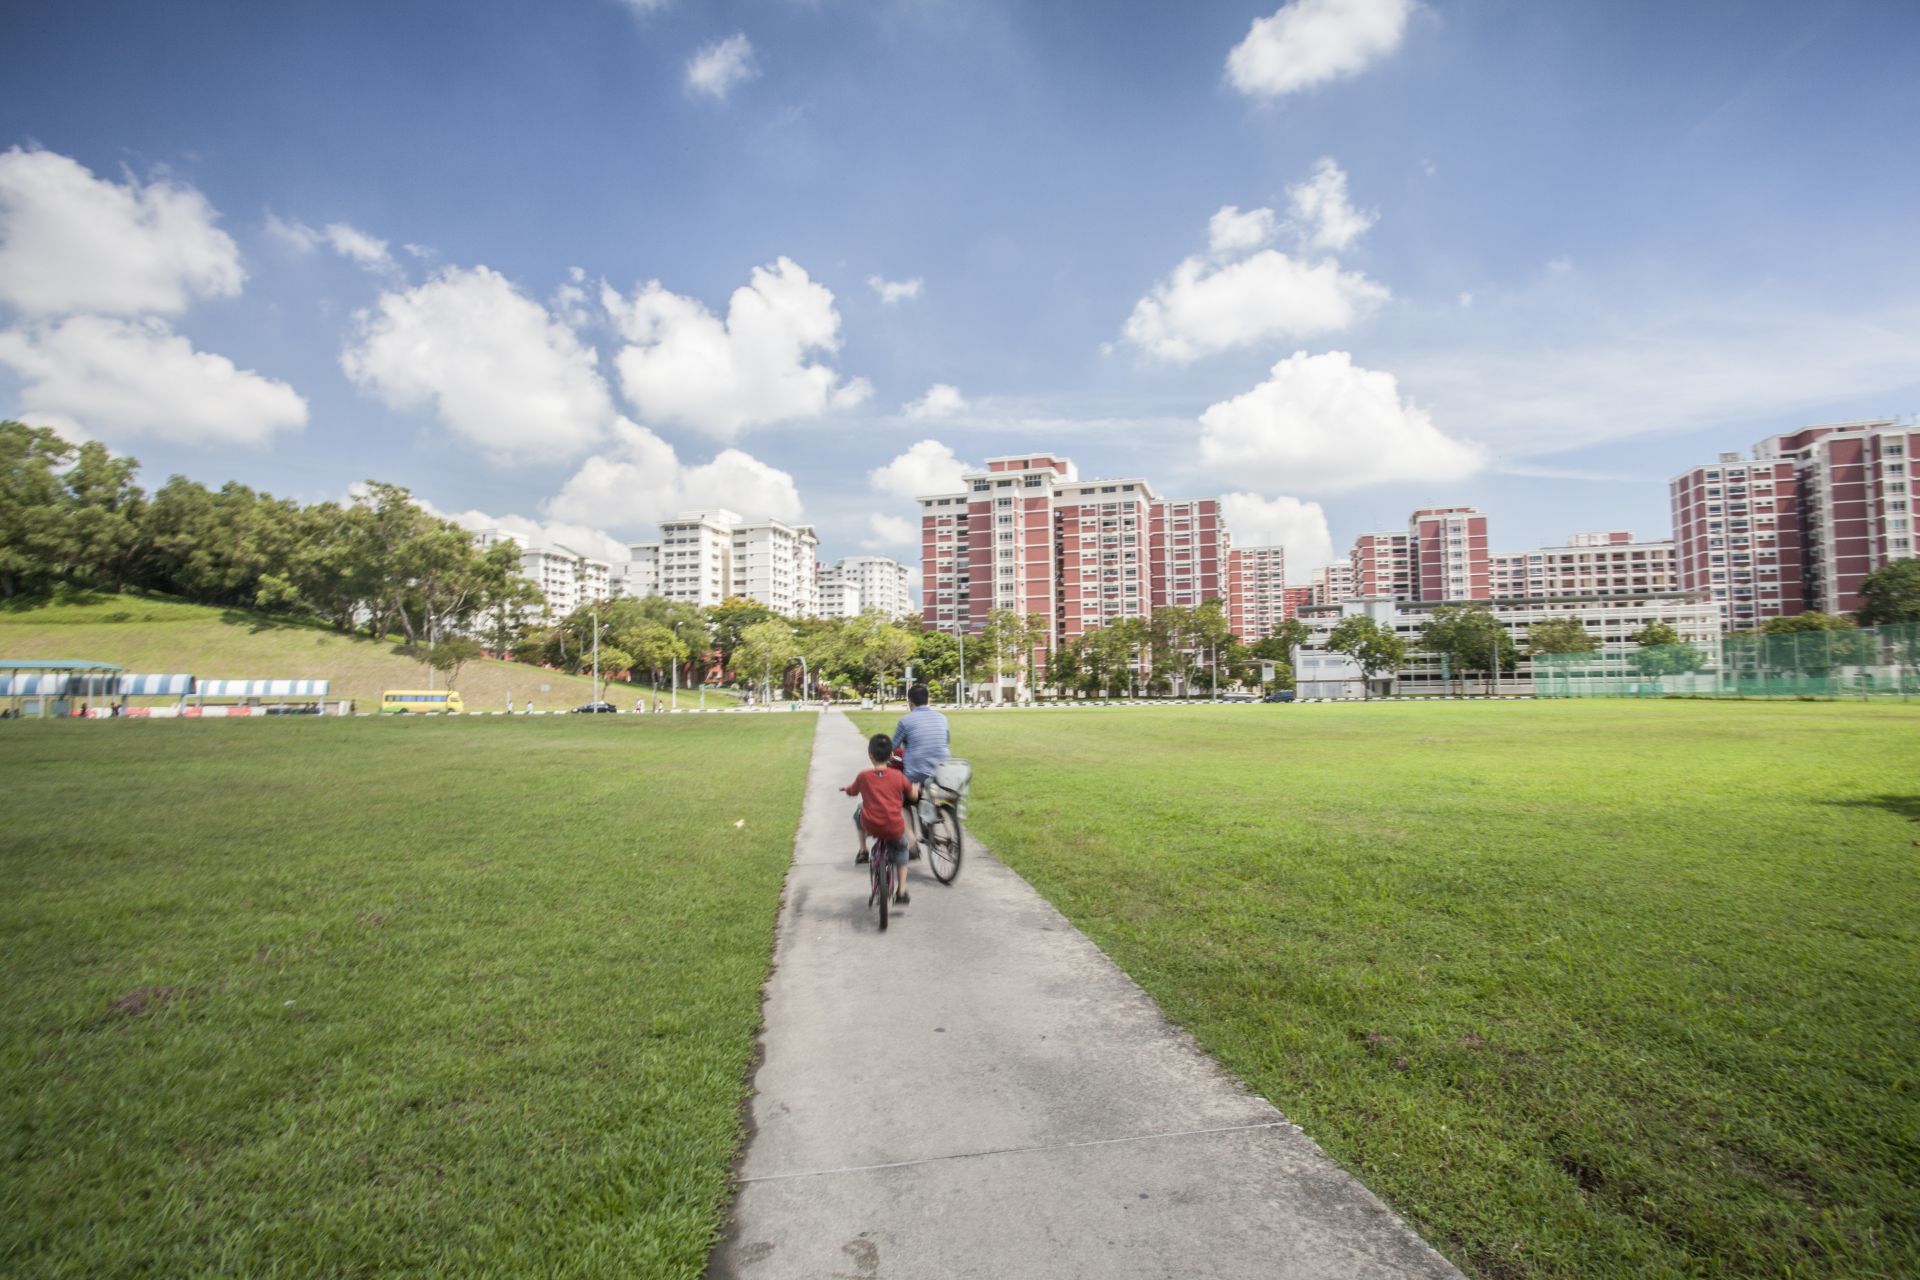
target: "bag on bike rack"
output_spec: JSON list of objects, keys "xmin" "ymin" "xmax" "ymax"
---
[{"xmin": 926, "ymin": 758, "xmax": 972, "ymax": 821}]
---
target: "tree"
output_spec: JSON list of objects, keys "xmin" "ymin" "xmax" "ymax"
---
[
  {"xmin": 707, "ymin": 597, "xmax": 778, "ymax": 673},
  {"xmin": 1526, "ymin": 617, "xmax": 1601, "ymax": 656},
  {"xmin": 1419, "ymin": 605, "xmax": 1516, "ymax": 696},
  {"xmin": 427, "ymin": 636, "xmax": 483, "ymax": 688},
  {"xmin": 1149, "ymin": 605, "xmax": 1197, "ymax": 696},
  {"xmin": 1762, "ymin": 611, "xmax": 1857, "ymax": 634},
  {"xmin": 1856, "ymin": 558, "xmax": 1920, "ymax": 626},
  {"xmin": 1326, "ymin": 615, "xmax": 1406, "ymax": 700},
  {"xmin": 0, "ymin": 422, "xmax": 79, "ymax": 598},
  {"xmin": 912, "ymin": 629, "xmax": 961, "ymax": 696},
  {"xmin": 735, "ymin": 618, "xmax": 799, "ymax": 699},
  {"xmin": 627, "ymin": 620, "xmax": 688, "ymax": 689},
  {"xmin": 1191, "ymin": 598, "xmax": 1234, "ymax": 696},
  {"xmin": 1630, "ymin": 621, "xmax": 1705, "ymax": 678}
]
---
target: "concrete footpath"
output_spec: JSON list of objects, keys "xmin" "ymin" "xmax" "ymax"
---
[{"xmin": 709, "ymin": 711, "xmax": 1462, "ymax": 1280}]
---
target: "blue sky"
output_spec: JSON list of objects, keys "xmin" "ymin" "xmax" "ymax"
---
[{"xmin": 3, "ymin": 0, "xmax": 1917, "ymax": 579}]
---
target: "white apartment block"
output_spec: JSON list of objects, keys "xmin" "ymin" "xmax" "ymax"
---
[
  {"xmin": 730, "ymin": 519, "xmax": 820, "ymax": 617},
  {"xmin": 656, "ymin": 510, "xmax": 740, "ymax": 608},
  {"xmin": 520, "ymin": 544, "xmax": 612, "ymax": 618},
  {"xmin": 616, "ymin": 542, "xmax": 660, "ymax": 599},
  {"xmin": 824, "ymin": 555, "xmax": 913, "ymax": 620},
  {"xmin": 1295, "ymin": 592, "xmax": 1719, "ymax": 696},
  {"xmin": 817, "ymin": 570, "xmax": 862, "ymax": 618}
]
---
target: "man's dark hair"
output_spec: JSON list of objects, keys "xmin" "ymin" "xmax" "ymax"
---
[
  {"xmin": 909, "ymin": 682, "xmax": 930, "ymax": 707},
  {"xmin": 868, "ymin": 733, "xmax": 893, "ymax": 764}
]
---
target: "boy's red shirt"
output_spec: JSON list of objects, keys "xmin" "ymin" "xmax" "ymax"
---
[{"xmin": 845, "ymin": 766, "xmax": 914, "ymax": 839}]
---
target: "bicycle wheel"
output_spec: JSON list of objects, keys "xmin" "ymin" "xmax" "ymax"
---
[
  {"xmin": 925, "ymin": 803, "xmax": 964, "ymax": 884},
  {"xmin": 878, "ymin": 859, "xmax": 890, "ymax": 932}
]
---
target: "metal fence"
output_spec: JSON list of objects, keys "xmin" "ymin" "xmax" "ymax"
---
[{"xmin": 1533, "ymin": 622, "xmax": 1920, "ymax": 699}]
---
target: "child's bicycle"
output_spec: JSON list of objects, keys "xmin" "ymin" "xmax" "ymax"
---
[{"xmin": 866, "ymin": 833, "xmax": 900, "ymax": 932}]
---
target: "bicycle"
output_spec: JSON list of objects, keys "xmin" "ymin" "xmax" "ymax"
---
[
  {"xmin": 866, "ymin": 832, "xmax": 901, "ymax": 931},
  {"xmin": 916, "ymin": 787, "xmax": 964, "ymax": 885}
]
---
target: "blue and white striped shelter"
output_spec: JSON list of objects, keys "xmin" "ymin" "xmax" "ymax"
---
[
  {"xmin": 0, "ymin": 660, "xmax": 125, "ymax": 718},
  {"xmin": 118, "ymin": 674, "xmax": 196, "ymax": 697},
  {"xmin": 196, "ymin": 679, "xmax": 330, "ymax": 699}
]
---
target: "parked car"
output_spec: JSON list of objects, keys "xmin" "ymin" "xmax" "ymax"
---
[
  {"xmin": 1263, "ymin": 690, "xmax": 1296, "ymax": 703},
  {"xmin": 571, "ymin": 701, "xmax": 618, "ymax": 714},
  {"xmin": 1219, "ymin": 692, "xmax": 1259, "ymax": 703}
]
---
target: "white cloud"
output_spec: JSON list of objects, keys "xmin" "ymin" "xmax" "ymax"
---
[
  {"xmin": 1286, "ymin": 158, "xmax": 1375, "ymax": 252},
  {"xmin": 869, "ymin": 438, "xmax": 974, "ymax": 500},
  {"xmin": 603, "ymin": 256, "xmax": 869, "ymax": 438},
  {"xmin": 0, "ymin": 147, "xmax": 244, "ymax": 316},
  {"xmin": 617, "ymin": 0, "xmax": 671, "ymax": 13},
  {"xmin": 1396, "ymin": 302, "xmax": 1920, "ymax": 458},
  {"xmin": 862, "ymin": 514, "xmax": 918, "ymax": 551},
  {"xmin": 0, "ymin": 315, "xmax": 306, "ymax": 447},
  {"xmin": 1220, "ymin": 492, "xmax": 1333, "ymax": 575},
  {"xmin": 341, "ymin": 265, "xmax": 615, "ymax": 462},
  {"xmin": 1197, "ymin": 350, "xmax": 1485, "ymax": 492},
  {"xmin": 1207, "ymin": 205, "xmax": 1278, "ymax": 256},
  {"xmin": 321, "ymin": 223, "xmax": 396, "ymax": 274},
  {"xmin": 1226, "ymin": 0, "xmax": 1416, "ymax": 99},
  {"xmin": 1457, "ymin": 291, "xmax": 1474, "ymax": 308},
  {"xmin": 687, "ymin": 34, "xmax": 758, "ymax": 100},
  {"xmin": 903, "ymin": 383, "xmax": 966, "ymax": 419},
  {"xmin": 1121, "ymin": 244, "xmax": 1388, "ymax": 363},
  {"xmin": 545, "ymin": 419, "xmax": 804, "ymax": 529},
  {"xmin": 265, "ymin": 214, "xmax": 398, "ymax": 276},
  {"xmin": 867, "ymin": 275, "xmax": 924, "ymax": 304}
]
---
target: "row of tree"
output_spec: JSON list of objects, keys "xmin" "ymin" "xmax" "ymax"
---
[{"xmin": 2, "ymin": 422, "xmax": 540, "ymax": 655}]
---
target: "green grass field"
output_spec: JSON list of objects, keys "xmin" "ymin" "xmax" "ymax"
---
[
  {"xmin": 858, "ymin": 700, "xmax": 1920, "ymax": 1280},
  {"xmin": 0, "ymin": 592, "xmax": 738, "ymax": 711},
  {"xmin": 0, "ymin": 714, "xmax": 810, "ymax": 1278}
]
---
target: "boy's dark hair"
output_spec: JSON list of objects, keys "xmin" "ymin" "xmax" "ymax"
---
[
  {"xmin": 868, "ymin": 733, "xmax": 894, "ymax": 763},
  {"xmin": 908, "ymin": 682, "xmax": 930, "ymax": 707}
]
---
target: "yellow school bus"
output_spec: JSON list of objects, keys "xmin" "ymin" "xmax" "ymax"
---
[{"xmin": 380, "ymin": 689, "xmax": 465, "ymax": 715}]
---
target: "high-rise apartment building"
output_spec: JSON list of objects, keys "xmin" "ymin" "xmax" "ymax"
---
[
  {"xmin": 1410, "ymin": 505, "xmax": 1490, "ymax": 602},
  {"xmin": 916, "ymin": 453, "xmax": 1228, "ymax": 654},
  {"xmin": 818, "ymin": 555, "xmax": 913, "ymax": 620},
  {"xmin": 1282, "ymin": 585, "xmax": 1315, "ymax": 621},
  {"xmin": 655, "ymin": 510, "xmax": 738, "ymax": 608},
  {"xmin": 1226, "ymin": 543, "xmax": 1287, "ymax": 641},
  {"xmin": 1349, "ymin": 531, "xmax": 1412, "ymax": 599},
  {"xmin": 1310, "ymin": 562, "xmax": 1356, "ymax": 607},
  {"xmin": 519, "ymin": 544, "xmax": 611, "ymax": 617},
  {"xmin": 1668, "ymin": 420, "xmax": 1920, "ymax": 628},
  {"xmin": 616, "ymin": 542, "xmax": 660, "ymax": 599},
  {"xmin": 1759, "ymin": 420, "xmax": 1918, "ymax": 615},
  {"xmin": 729, "ymin": 518, "xmax": 819, "ymax": 617}
]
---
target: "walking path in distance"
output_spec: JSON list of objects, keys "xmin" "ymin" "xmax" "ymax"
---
[{"xmin": 709, "ymin": 711, "xmax": 1462, "ymax": 1280}]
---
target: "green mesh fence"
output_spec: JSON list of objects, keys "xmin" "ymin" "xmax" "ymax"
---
[{"xmin": 1533, "ymin": 622, "xmax": 1920, "ymax": 699}]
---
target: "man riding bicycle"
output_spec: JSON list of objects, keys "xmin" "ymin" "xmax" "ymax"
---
[{"xmin": 853, "ymin": 681, "xmax": 950, "ymax": 866}]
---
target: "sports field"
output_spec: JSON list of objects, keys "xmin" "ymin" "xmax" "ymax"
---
[
  {"xmin": 0, "ymin": 715, "xmax": 810, "ymax": 1279},
  {"xmin": 858, "ymin": 700, "xmax": 1920, "ymax": 1279}
]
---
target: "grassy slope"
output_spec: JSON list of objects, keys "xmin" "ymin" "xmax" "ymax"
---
[
  {"xmin": 0, "ymin": 714, "xmax": 811, "ymax": 1278},
  {"xmin": 0, "ymin": 593, "xmax": 740, "ymax": 711},
  {"xmin": 857, "ymin": 701, "xmax": 1920, "ymax": 1280}
]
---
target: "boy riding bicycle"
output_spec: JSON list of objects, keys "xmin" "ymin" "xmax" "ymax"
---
[{"xmin": 845, "ymin": 732, "xmax": 917, "ymax": 906}]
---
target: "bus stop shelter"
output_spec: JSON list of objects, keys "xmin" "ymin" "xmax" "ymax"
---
[{"xmin": 0, "ymin": 660, "xmax": 127, "ymax": 719}]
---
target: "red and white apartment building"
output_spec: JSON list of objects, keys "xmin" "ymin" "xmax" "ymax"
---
[
  {"xmin": 918, "ymin": 455, "xmax": 1243, "ymax": 680},
  {"xmin": 1670, "ymin": 419, "xmax": 1917, "ymax": 629},
  {"xmin": 1310, "ymin": 561, "xmax": 1356, "ymax": 607},
  {"xmin": 1225, "ymin": 543, "xmax": 1289, "ymax": 641}
]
